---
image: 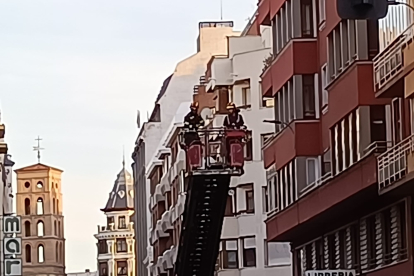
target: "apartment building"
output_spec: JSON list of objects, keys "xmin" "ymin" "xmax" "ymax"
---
[
  {"xmin": 145, "ymin": 19, "xmax": 292, "ymax": 276},
  {"xmin": 257, "ymin": 0, "xmax": 414, "ymax": 275},
  {"xmin": 95, "ymin": 162, "xmax": 135, "ymax": 276},
  {"xmin": 131, "ymin": 21, "xmax": 240, "ymax": 276}
]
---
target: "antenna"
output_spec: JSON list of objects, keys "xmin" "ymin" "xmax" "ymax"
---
[
  {"xmin": 122, "ymin": 145, "xmax": 125, "ymax": 169},
  {"xmin": 33, "ymin": 136, "xmax": 44, "ymax": 164},
  {"xmin": 220, "ymin": 0, "xmax": 223, "ymax": 20}
]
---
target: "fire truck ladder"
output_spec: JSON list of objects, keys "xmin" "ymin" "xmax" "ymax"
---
[{"xmin": 174, "ymin": 174, "xmax": 231, "ymax": 276}]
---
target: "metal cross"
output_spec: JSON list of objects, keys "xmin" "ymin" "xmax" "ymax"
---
[{"xmin": 33, "ymin": 136, "xmax": 44, "ymax": 163}]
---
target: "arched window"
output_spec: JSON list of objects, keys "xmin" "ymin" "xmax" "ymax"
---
[
  {"xmin": 36, "ymin": 181, "xmax": 43, "ymax": 188},
  {"xmin": 54, "ymin": 221, "xmax": 57, "ymax": 236},
  {"xmin": 57, "ymin": 199, "xmax": 59, "ymax": 214},
  {"xmin": 59, "ymin": 243, "xmax": 63, "ymax": 262},
  {"xmin": 36, "ymin": 198, "xmax": 44, "ymax": 215},
  {"xmin": 38, "ymin": 245, "xmax": 45, "ymax": 263},
  {"xmin": 53, "ymin": 198, "xmax": 56, "ymax": 214},
  {"xmin": 24, "ymin": 182, "xmax": 30, "ymax": 188},
  {"xmin": 56, "ymin": 242, "xmax": 59, "ymax": 262},
  {"xmin": 24, "ymin": 221, "xmax": 31, "ymax": 237},
  {"xmin": 25, "ymin": 198, "xmax": 30, "ymax": 215},
  {"xmin": 25, "ymin": 245, "xmax": 31, "ymax": 263},
  {"xmin": 58, "ymin": 221, "xmax": 62, "ymax": 237},
  {"xmin": 37, "ymin": 221, "xmax": 44, "ymax": 237}
]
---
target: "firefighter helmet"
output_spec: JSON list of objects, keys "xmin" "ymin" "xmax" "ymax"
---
[
  {"xmin": 226, "ymin": 102, "xmax": 236, "ymax": 110},
  {"xmin": 190, "ymin": 102, "xmax": 199, "ymax": 110}
]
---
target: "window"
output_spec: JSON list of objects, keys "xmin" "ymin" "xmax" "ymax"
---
[
  {"xmin": 302, "ymin": 75, "xmax": 316, "ymax": 119},
  {"xmin": 224, "ymin": 192, "xmax": 234, "ymax": 216},
  {"xmin": 58, "ymin": 221, "xmax": 61, "ymax": 237},
  {"xmin": 37, "ymin": 245, "xmax": 45, "ymax": 263},
  {"xmin": 57, "ymin": 199, "xmax": 59, "ymax": 214},
  {"xmin": 107, "ymin": 216, "xmax": 115, "ymax": 228},
  {"xmin": 116, "ymin": 238, "xmax": 127, "ymax": 253},
  {"xmin": 275, "ymin": 160, "xmax": 296, "ymax": 211},
  {"xmin": 219, "ymin": 240, "xmax": 238, "ymax": 269},
  {"xmin": 25, "ymin": 198, "xmax": 30, "ymax": 215},
  {"xmin": 261, "ymin": 133, "xmax": 273, "ymax": 149},
  {"xmin": 242, "ymin": 237, "xmax": 256, "ymax": 267},
  {"xmin": 265, "ymin": 242, "xmax": 291, "ymax": 266},
  {"xmin": 56, "ymin": 242, "xmax": 59, "ymax": 262},
  {"xmin": 25, "ymin": 245, "xmax": 31, "ymax": 263},
  {"xmin": 301, "ymin": 0, "xmax": 313, "ymax": 37},
  {"xmin": 117, "ymin": 261, "xmax": 128, "ymax": 276},
  {"xmin": 53, "ymin": 198, "xmax": 56, "ymax": 214},
  {"xmin": 36, "ymin": 198, "xmax": 44, "ymax": 215},
  {"xmin": 246, "ymin": 190, "xmax": 254, "ymax": 213},
  {"xmin": 306, "ymin": 158, "xmax": 318, "ymax": 187},
  {"xmin": 327, "ymin": 20, "xmax": 358, "ymax": 82},
  {"xmin": 244, "ymin": 131, "xmax": 253, "ymax": 161},
  {"xmin": 319, "ymin": 0, "xmax": 326, "ymax": 24},
  {"xmin": 262, "ymin": 187, "xmax": 268, "ymax": 213},
  {"xmin": 98, "ymin": 240, "xmax": 108, "ymax": 254},
  {"xmin": 24, "ymin": 182, "xmax": 30, "ymax": 188},
  {"xmin": 99, "ymin": 262, "xmax": 108, "ymax": 276},
  {"xmin": 217, "ymin": 88, "xmax": 230, "ymax": 114},
  {"xmin": 321, "ymin": 64, "xmax": 328, "ymax": 109},
  {"xmin": 25, "ymin": 221, "xmax": 31, "ymax": 237},
  {"xmin": 118, "ymin": 216, "xmax": 126, "ymax": 229},
  {"xmin": 241, "ymin": 87, "xmax": 251, "ymax": 107},
  {"xmin": 36, "ymin": 181, "xmax": 43, "ymax": 188},
  {"xmin": 54, "ymin": 221, "xmax": 57, "ymax": 236},
  {"xmin": 60, "ymin": 243, "xmax": 63, "ymax": 263},
  {"xmin": 262, "ymin": 96, "xmax": 275, "ymax": 108},
  {"xmin": 37, "ymin": 221, "xmax": 44, "ymax": 236},
  {"xmin": 392, "ymin": 98, "xmax": 403, "ymax": 144}
]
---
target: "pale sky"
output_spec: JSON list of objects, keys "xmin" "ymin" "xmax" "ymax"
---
[{"xmin": 0, "ymin": 0, "xmax": 257, "ymax": 273}]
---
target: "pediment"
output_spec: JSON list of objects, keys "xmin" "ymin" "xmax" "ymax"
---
[{"xmin": 15, "ymin": 163, "xmax": 63, "ymax": 172}]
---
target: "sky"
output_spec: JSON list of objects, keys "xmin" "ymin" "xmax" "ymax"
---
[{"xmin": 0, "ymin": 0, "xmax": 257, "ymax": 272}]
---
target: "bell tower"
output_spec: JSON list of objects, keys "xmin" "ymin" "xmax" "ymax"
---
[{"xmin": 15, "ymin": 163, "xmax": 65, "ymax": 276}]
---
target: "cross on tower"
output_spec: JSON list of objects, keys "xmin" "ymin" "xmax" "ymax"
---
[{"xmin": 33, "ymin": 136, "xmax": 44, "ymax": 164}]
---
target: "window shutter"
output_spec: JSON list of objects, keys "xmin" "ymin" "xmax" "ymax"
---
[{"xmin": 360, "ymin": 219, "xmax": 368, "ymax": 270}]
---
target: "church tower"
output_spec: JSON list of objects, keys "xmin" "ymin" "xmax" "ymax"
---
[
  {"xmin": 95, "ymin": 160, "xmax": 135, "ymax": 276},
  {"xmin": 15, "ymin": 163, "xmax": 65, "ymax": 276}
]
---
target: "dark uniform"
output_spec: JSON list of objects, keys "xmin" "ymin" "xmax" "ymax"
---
[
  {"xmin": 183, "ymin": 111, "xmax": 205, "ymax": 146},
  {"xmin": 223, "ymin": 112, "xmax": 245, "ymax": 129}
]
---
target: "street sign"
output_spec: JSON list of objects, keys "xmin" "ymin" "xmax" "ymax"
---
[
  {"xmin": 3, "ymin": 216, "xmax": 21, "ymax": 234},
  {"xmin": 4, "ymin": 259, "xmax": 22, "ymax": 276},
  {"xmin": 305, "ymin": 270, "xmax": 356, "ymax": 276},
  {"xmin": 4, "ymin": 238, "xmax": 21, "ymax": 255}
]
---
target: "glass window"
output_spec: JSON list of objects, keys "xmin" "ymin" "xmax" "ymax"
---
[
  {"xmin": 243, "ymin": 237, "xmax": 256, "ymax": 267},
  {"xmin": 265, "ymin": 242, "xmax": 291, "ymax": 266}
]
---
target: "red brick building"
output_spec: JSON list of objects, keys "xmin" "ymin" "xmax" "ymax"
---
[{"xmin": 258, "ymin": 0, "xmax": 414, "ymax": 275}]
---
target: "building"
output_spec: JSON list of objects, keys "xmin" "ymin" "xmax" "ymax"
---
[
  {"xmin": 95, "ymin": 161, "xmax": 135, "ymax": 276},
  {"xmin": 143, "ymin": 18, "xmax": 293, "ymax": 276},
  {"xmin": 202, "ymin": 23, "xmax": 292, "ymax": 275},
  {"xmin": 15, "ymin": 163, "xmax": 66, "ymax": 276},
  {"xmin": 0, "ymin": 118, "xmax": 16, "ymax": 276},
  {"xmin": 256, "ymin": 0, "xmax": 414, "ymax": 275},
  {"xmin": 131, "ymin": 21, "xmax": 240, "ymax": 276}
]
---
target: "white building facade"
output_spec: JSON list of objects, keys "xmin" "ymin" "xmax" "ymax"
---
[
  {"xmin": 141, "ymin": 19, "xmax": 292, "ymax": 276},
  {"xmin": 131, "ymin": 21, "xmax": 240, "ymax": 276},
  {"xmin": 95, "ymin": 163, "xmax": 135, "ymax": 276}
]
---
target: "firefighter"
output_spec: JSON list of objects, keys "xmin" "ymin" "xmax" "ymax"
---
[
  {"xmin": 183, "ymin": 102, "xmax": 205, "ymax": 146},
  {"xmin": 223, "ymin": 102, "xmax": 245, "ymax": 129}
]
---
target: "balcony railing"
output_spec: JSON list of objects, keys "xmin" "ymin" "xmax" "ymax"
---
[
  {"xmin": 378, "ymin": 134, "xmax": 414, "ymax": 192},
  {"xmin": 373, "ymin": 33, "xmax": 404, "ymax": 92}
]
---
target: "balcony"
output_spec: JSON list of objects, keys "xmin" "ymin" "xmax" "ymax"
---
[
  {"xmin": 160, "ymin": 210, "xmax": 173, "ymax": 232},
  {"xmin": 378, "ymin": 134, "xmax": 414, "ymax": 194},
  {"xmin": 261, "ymin": 39, "xmax": 318, "ymax": 97},
  {"xmin": 373, "ymin": 32, "xmax": 405, "ymax": 98}
]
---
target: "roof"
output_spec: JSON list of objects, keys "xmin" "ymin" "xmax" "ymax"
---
[
  {"xmin": 5, "ymin": 155, "xmax": 14, "ymax": 167},
  {"xmin": 101, "ymin": 161, "xmax": 134, "ymax": 212},
  {"xmin": 156, "ymin": 74, "xmax": 173, "ymax": 102},
  {"xmin": 14, "ymin": 163, "xmax": 63, "ymax": 173}
]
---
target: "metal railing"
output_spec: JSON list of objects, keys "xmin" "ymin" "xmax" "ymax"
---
[
  {"xmin": 378, "ymin": 134, "xmax": 414, "ymax": 191},
  {"xmin": 373, "ymin": 32, "xmax": 404, "ymax": 92}
]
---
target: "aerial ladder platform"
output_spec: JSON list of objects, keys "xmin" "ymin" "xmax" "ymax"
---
[{"xmin": 174, "ymin": 128, "xmax": 248, "ymax": 276}]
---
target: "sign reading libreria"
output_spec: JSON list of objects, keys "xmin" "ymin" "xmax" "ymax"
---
[{"xmin": 305, "ymin": 270, "xmax": 356, "ymax": 276}]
